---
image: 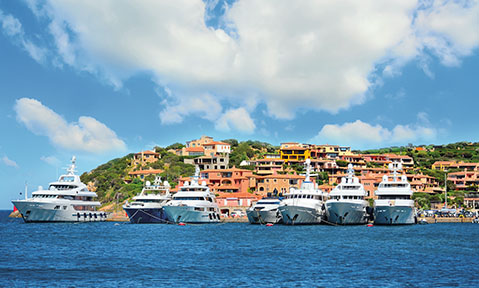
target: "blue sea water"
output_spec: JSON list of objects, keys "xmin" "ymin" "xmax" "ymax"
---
[{"xmin": 1, "ymin": 210, "xmax": 478, "ymax": 287}]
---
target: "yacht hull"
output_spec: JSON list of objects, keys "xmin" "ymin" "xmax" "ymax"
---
[
  {"xmin": 163, "ymin": 206, "xmax": 220, "ymax": 224},
  {"xmin": 12, "ymin": 200, "xmax": 107, "ymax": 223},
  {"xmin": 374, "ymin": 205, "xmax": 416, "ymax": 225},
  {"xmin": 326, "ymin": 201, "xmax": 368, "ymax": 225},
  {"xmin": 279, "ymin": 205, "xmax": 323, "ymax": 225},
  {"xmin": 246, "ymin": 209, "xmax": 282, "ymax": 224},
  {"xmin": 124, "ymin": 207, "xmax": 168, "ymax": 224}
]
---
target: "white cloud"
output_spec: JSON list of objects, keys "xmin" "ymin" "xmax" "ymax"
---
[
  {"xmin": 313, "ymin": 114, "xmax": 437, "ymax": 148},
  {"xmin": 159, "ymin": 93, "xmax": 223, "ymax": 125},
  {"xmin": 0, "ymin": 9, "xmax": 46, "ymax": 63},
  {"xmin": 2, "ymin": 156, "xmax": 19, "ymax": 168},
  {"xmin": 18, "ymin": 0, "xmax": 479, "ymax": 131},
  {"xmin": 14, "ymin": 98, "xmax": 127, "ymax": 154},
  {"xmin": 415, "ymin": 0, "xmax": 479, "ymax": 66},
  {"xmin": 40, "ymin": 155, "xmax": 61, "ymax": 166},
  {"xmin": 0, "ymin": 12, "xmax": 22, "ymax": 36},
  {"xmin": 215, "ymin": 107, "xmax": 255, "ymax": 133}
]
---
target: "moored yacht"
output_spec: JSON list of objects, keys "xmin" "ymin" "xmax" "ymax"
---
[
  {"xmin": 374, "ymin": 162, "xmax": 416, "ymax": 225},
  {"xmin": 123, "ymin": 175, "xmax": 171, "ymax": 224},
  {"xmin": 163, "ymin": 166, "xmax": 220, "ymax": 224},
  {"xmin": 12, "ymin": 157, "xmax": 107, "ymax": 223},
  {"xmin": 247, "ymin": 194, "xmax": 283, "ymax": 224},
  {"xmin": 279, "ymin": 159, "xmax": 328, "ymax": 225},
  {"xmin": 325, "ymin": 164, "xmax": 368, "ymax": 225}
]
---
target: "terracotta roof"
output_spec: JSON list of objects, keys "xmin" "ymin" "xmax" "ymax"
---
[
  {"xmin": 129, "ymin": 169, "xmax": 164, "ymax": 175},
  {"xmin": 215, "ymin": 185, "xmax": 240, "ymax": 190},
  {"xmin": 203, "ymin": 141, "xmax": 231, "ymax": 146},
  {"xmin": 451, "ymin": 163, "xmax": 479, "ymax": 167},
  {"xmin": 433, "ymin": 161, "xmax": 455, "ymax": 165},
  {"xmin": 135, "ymin": 150, "xmax": 159, "ymax": 155},
  {"xmin": 281, "ymin": 146, "xmax": 307, "ymax": 150},
  {"xmin": 185, "ymin": 147, "xmax": 204, "ymax": 152},
  {"xmin": 202, "ymin": 168, "xmax": 253, "ymax": 173},
  {"xmin": 253, "ymin": 158, "xmax": 283, "ymax": 162},
  {"xmin": 257, "ymin": 174, "xmax": 305, "ymax": 179}
]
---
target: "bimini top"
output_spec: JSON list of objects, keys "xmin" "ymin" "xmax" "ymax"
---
[
  {"xmin": 375, "ymin": 162, "xmax": 412, "ymax": 196},
  {"xmin": 329, "ymin": 164, "xmax": 367, "ymax": 197},
  {"xmin": 31, "ymin": 156, "xmax": 97, "ymax": 198}
]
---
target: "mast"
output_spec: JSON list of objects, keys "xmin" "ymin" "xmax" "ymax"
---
[
  {"xmin": 444, "ymin": 172, "xmax": 447, "ymax": 209},
  {"xmin": 24, "ymin": 181, "xmax": 28, "ymax": 200},
  {"xmin": 304, "ymin": 159, "xmax": 311, "ymax": 182}
]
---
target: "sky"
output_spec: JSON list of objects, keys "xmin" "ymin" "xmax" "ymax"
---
[{"xmin": 0, "ymin": 0, "xmax": 478, "ymax": 209}]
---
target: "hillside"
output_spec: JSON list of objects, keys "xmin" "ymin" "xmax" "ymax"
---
[{"xmin": 82, "ymin": 140, "xmax": 479, "ymax": 210}]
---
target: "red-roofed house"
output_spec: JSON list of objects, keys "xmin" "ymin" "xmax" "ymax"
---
[
  {"xmin": 178, "ymin": 168, "xmax": 254, "ymax": 194},
  {"xmin": 183, "ymin": 146, "xmax": 205, "ymax": 156},
  {"xmin": 128, "ymin": 169, "xmax": 164, "ymax": 181}
]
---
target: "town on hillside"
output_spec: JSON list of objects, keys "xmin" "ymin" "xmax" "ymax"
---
[{"xmin": 90, "ymin": 136, "xmax": 479, "ymax": 217}]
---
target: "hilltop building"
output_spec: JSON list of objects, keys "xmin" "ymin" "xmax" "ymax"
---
[{"xmin": 132, "ymin": 150, "xmax": 160, "ymax": 167}]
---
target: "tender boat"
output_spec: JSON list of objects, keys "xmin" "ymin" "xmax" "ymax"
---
[
  {"xmin": 374, "ymin": 162, "xmax": 416, "ymax": 225},
  {"xmin": 163, "ymin": 166, "xmax": 221, "ymax": 224},
  {"xmin": 247, "ymin": 194, "xmax": 283, "ymax": 224},
  {"xmin": 325, "ymin": 164, "xmax": 368, "ymax": 225},
  {"xmin": 12, "ymin": 157, "xmax": 107, "ymax": 223},
  {"xmin": 278, "ymin": 159, "xmax": 328, "ymax": 225},
  {"xmin": 123, "ymin": 175, "xmax": 171, "ymax": 224}
]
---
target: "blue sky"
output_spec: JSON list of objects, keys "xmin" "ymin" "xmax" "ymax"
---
[{"xmin": 0, "ymin": 0, "xmax": 478, "ymax": 209}]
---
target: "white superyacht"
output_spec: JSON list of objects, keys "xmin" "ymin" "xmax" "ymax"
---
[
  {"xmin": 374, "ymin": 162, "xmax": 416, "ymax": 225},
  {"xmin": 279, "ymin": 159, "xmax": 328, "ymax": 225},
  {"xmin": 325, "ymin": 164, "xmax": 368, "ymax": 225},
  {"xmin": 247, "ymin": 195, "xmax": 283, "ymax": 224},
  {"xmin": 12, "ymin": 157, "xmax": 107, "ymax": 223},
  {"xmin": 123, "ymin": 175, "xmax": 171, "ymax": 224},
  {"xmin": 163, "ymin": 166, "xmax": 221, "ymax": 224}
]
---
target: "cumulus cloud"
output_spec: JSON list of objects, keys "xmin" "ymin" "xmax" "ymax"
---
[
  {"xmin": 40, "ymin": 155, "xmax": 61, "ymax": 166},
  {"xmin": 215, "ymin": 107, "xmax": 255, "ymax": 133},
  {"xmin": 15, "ymin": 0, "xmax": 479, "ymax": 130},
  {"xmin": 14, "ymin": 98, "xmax": 127, "ymax": 153},
  {"xmin": 0, "ymin": 9, "xmax": 46, "ymax": 63},
  {"xmin": 2, "ymin": 156, "xmax": 19, "ymax": 168},
  {"xmin": 313, "ymin": 113, "xmax": 437, "ymax": 148},
  {"xmin": 159, "ymin": 93, "xmax": 223, "ymax": 124}
]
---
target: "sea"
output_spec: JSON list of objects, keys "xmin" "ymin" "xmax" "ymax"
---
[{"xmin": 1, "ymin": 210, "xmax": 478, "ymax": 288}]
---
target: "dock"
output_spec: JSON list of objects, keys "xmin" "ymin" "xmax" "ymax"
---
[{"xmin": 422, "ymin": 217, "xmax": 474, "ymax": 223}]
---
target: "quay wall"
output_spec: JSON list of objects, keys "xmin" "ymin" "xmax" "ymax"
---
[{"xmin": 423, "ymin": 217, "xmax": 473, "ymax": 223}]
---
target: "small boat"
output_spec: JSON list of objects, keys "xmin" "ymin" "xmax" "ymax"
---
[{"xmin": 418, "ymin": 218, "xmax": 428, "ymax": 225}]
